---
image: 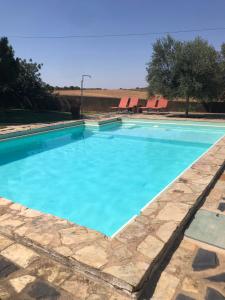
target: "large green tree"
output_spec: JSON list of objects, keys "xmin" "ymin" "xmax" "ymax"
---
[
  {"xmin": 147, "ymin": 35, "xmax": 223, "ymax": 116},
  {"xmin": 0, "ymin": 37, "xmax": 19, "ymax": 101},
  {"xmin": 0, "ymin": 37, "xmax": 53, "ymax": 109},
  {"xmin": 220, "ymin": 43, "xmax": 225, "ymax": 100},
  {"xmin": 14, "ymin": 59, "xmax": 52, "ymax": 110}
]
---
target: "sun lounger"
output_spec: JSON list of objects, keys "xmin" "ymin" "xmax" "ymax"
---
[
  {"xmin": 128, "ymin": 97, "xmax": 139, "ymax": 108},
  {"xmin": 141, "ymin": 97, "xmax": 168, "ymax": 112},
  {"xmin": 157, "ymin": 98, "xmax": 168, "ymax": 109},
  {"xmin": 141, "ymin": 97, "xmax": 158, "ymax": 111},
  {"xmin": 111, "ymin": 97, "xmax": 130, "ymax": 111},
  {"xmin": 127, "ymin": 97, "xmax": 139, "ymax": 112}
]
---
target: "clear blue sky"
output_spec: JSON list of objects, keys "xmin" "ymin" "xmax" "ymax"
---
[{"xmin": 1, "ymin": 0, "xmax": 225, "ymax": 88}]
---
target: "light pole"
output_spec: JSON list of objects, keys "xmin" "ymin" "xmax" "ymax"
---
[{"xmin": 80, "ymin": 74, "xmax": 92, "ymax": 118}]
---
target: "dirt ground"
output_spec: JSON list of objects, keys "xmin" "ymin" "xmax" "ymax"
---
[{"xmin": 55, "ymin": 89, "xmax": 148, "ymax": 99}]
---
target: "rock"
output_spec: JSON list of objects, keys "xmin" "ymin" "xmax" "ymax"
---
[
  {"xmin": 20, "ymin": 208, "xmax": 43, "ymax": 218},
  {"xmin": 26, "ymin": 232, "xmax": 54, "ymax": 246},
  {"xmin": 10, "ymin": 275, "xmax": 36, "ymax": 293},
  {"xmin": 60, "ymin": 227, "xmax": 101, "ymax": 245},
  {"xmin": 176, "ymin": 294, "xmax": 195, "ymax": 300},
  {"xmin": 169, "ymin": 182, "xmax": 193, "ymax": 194},
  {"xmin": 61, "ymin": 276, "xmax": 88, "ymax": 298},
  {"xmin": 137, "ymin": 235, "xmax": 164, "ymax": 259},
  {"xmin": 218, "ymin": 203, "xmax": 225, "ymax": 212},
  {"xmin": 73, "ymin": 245, "xmax": 108, "ymax": 268},
  {"xmin": 156, "ymin": 221, "xmax": 178, "ymax": 242},
  {"xmin": 0, "ymin": 219, "xmax": 24, "ymax": 228},
  {"xmin": 0, "ymin": 198, "xmax": 11, "ymax": 206},
  {"xmin": 36, "ymin": 263, "xmax": 71, "ymax": 286},
  {"xmin": 192, "ymin": 248, "xmax": 219, "ymax": 271},
  {"xmin": 182, "ymin": 277, "xmax": 198, "ymax": 294},
  {"xmin": 85, "ymin": 294, "xmax": 104, "ymax": 300},
  {"xmin": 205, "ymin": 287, "xmax": 225, "ymax": 300},
  {"xmin": 206, "ymin": 272, "xmax": 225, "ymax": 282},
  {"xmin": 0, "ymin": 286, "xmax": 11, "ymax": 299},
  {"xmin": 109, "ymin": 295, "xmax": 130, "ymax": 300},
  {"xmin": 1, "ymin": 243, "xmax": 39, "ymax": 268},
  {"xmin": 179, "ymin": 239, "xmax": 196, "ymax": 252},
  {"xmin": 27, "ymin": 281, "xmax": 60, "ymax": 299},
  {"xmin": 0, "ymin": 258, "xmax": 19, "ymax": 278},
  {"xmin": 10, "ymin": 203, "xmax": 26, "ymax": 211},
  {"xmin": 0, "ymin": 236, "xmax": 14, "ymax": 251},
  {"xmin": 54, "ymin": 246, "xmax": 73, "ymax": 257},
  {"xmin": 103, "ymin": 261, "xmax": 149, "ymax": 286},
  {"xmin": 117, "ymin": 221, "xmax": 147, "ymax": 242},
  {"xmin": 153, "ymin": 272, "xmax": 180, "ymax": 300},
  {"xmin": 156, "ymin": 203, "xmax": 189, "ymax": 222}
]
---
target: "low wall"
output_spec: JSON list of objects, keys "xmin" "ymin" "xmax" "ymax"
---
[
  {"xmin": 55, "ymin": 95, "xmax": 119, "ymax": 112},
  {"xmin": 2, "ymin": 93, "xmax": 225, "ymax": 114},
  {"xmin": 56, "ymin": 95, "xmax": 225, "ymax": 113}
]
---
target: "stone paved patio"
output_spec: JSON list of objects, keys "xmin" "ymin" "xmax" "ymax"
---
[
  {"xmin": 0, "ymin": 233, "xmax": 130, "ymax": 299},
  {"xmin": 0, "ymin": 116, "xmax": 225, "ymax": 299},
  {"xmin": 151, "ymin": 168, "xmax": 225, "ymax": 300}
]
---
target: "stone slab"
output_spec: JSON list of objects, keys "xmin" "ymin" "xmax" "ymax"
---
[
  {"xmin": 0, "ymin": 257, "xmax": 19, "ymax": 278},
  {"xmin": 185, "ymin": 210, "xmax": 225, "ymax": 249},
  {"xmin": 176, "ymin": 294, "xmax": 196, "ymax": 300},
  {"xmin": 10, "ymin": 275, "xmax": 36, "ymax": 293},
  {"xmin": 205, "ymin": 287, "xmax": 225, "ymax": 300},
  {"xmin": 27, "ymin": 281, "xmax": 60, "ymax": 299},
  {"xmin": 192, "ymin": 249, "xmax": 218, "ymax": 271},
  {"xmin": 1, "ymin": 244, "xmax": 39, "ymax": 268},
  {"xmin": 218, "ymin": 203, "xmax": 225, "ymax": 212},
  {"xmin": 206, "ymin": 272, "xmax": 225, "ymax": 282}
]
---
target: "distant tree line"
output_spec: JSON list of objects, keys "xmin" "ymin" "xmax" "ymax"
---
[
  {"xmin": 55, "ymin": 87, "xmax": 106, "ymax": 90},
  {"xmin": 55, "ymin": 86, "xmax": 80, "ymax": 90},
  {"xmin": 147, "ymin": 35, "xmax": 225, "ymax": 116}
]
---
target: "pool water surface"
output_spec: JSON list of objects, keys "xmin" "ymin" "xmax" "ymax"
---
[{"xmin": 0, "ymin": 120, "xmax": 224, "ymax": 236}]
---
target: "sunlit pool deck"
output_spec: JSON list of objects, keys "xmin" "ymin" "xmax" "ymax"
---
[{"xmin": 0, "ymin": 115, "xmax": 225, "ymax": 298}]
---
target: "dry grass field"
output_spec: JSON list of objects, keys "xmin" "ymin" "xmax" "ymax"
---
[{"xmin": 55, "ymin": 89, "xmax": 148, "ymax": 99}]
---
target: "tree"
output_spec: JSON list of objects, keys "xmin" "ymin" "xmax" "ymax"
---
[
  {"xmin": 0, "ymin": 37, "xmax": 53, "ymax": 110},
  {"xmin": 220, "ymin": 43, "xmax": 225, "ymax": 100},
  {"xmin": 0, "ymin": 37, "xmax": 20, "ymax": 103},
  {"xmin": 147, "ymin": 35, "xmax": 223, "ymax": 116},
  {"xmin": 13, "ymin": 59, "xmax": 52, "ymax": 109}
]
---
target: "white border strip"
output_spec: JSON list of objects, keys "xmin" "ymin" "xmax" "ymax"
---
[
  {"xmin": 123, "ymin": 119, "xmax": 225, "ymax": 128},
  {"xmin": 85, "ymin": 123, "xmax": 99, "ymax": 127},
  {"xmin": 110, "ymin": 214, "xmax": 138, "ymax": 239}
]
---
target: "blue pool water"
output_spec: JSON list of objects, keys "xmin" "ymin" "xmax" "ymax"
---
[{"xmin": 0, "ymin": 120, "xmax": 225, "ymax": 236}]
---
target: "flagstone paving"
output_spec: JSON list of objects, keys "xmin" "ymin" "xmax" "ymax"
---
[
  {"xmin": 149, "ymin": 169, "xmax": 225, "ymax": 300},
  {"xmin": 185, "ymin": 210, "xmax": 225, "ymax": 249},
  {"xmin": 0, "ymin": 234, "xmax": 130, "ymax": 300}
]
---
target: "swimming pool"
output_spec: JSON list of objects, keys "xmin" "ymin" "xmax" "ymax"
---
[{"xmin": 0, "ymin": 119, "xmax": 225, "ymax": 236}]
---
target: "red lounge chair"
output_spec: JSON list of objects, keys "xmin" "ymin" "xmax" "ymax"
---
[
  {"xmin": 141, "ymin": 97, "xmax": 158, "ymax": 111},
  {"xmin": 127, "ymin": 97, "xmax": 139, "ymax": 113},
  {"xmin": 111, "ymin": 97, "xmax": 129, "ymax": 111},
  {"xmin": 157, "ymin": 98, "xmax": 168, "ymax": 109},
  {"xmin": 128, "ymin": 97, "xmax": 139, "ymax": 108}
]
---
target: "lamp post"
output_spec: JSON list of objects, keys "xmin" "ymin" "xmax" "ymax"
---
[{"xmin": 80, "ymin": 74, "xmax": 92, "ymax": 118}]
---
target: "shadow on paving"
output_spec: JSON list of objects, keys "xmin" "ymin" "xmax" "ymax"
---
[
  {"xmin": 0, "ymin": 109, "xmax": 73, "ymax": 126},
  {"xmin": 138, "ymin": 165, "xmax": 225, "ymax": 300}
]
